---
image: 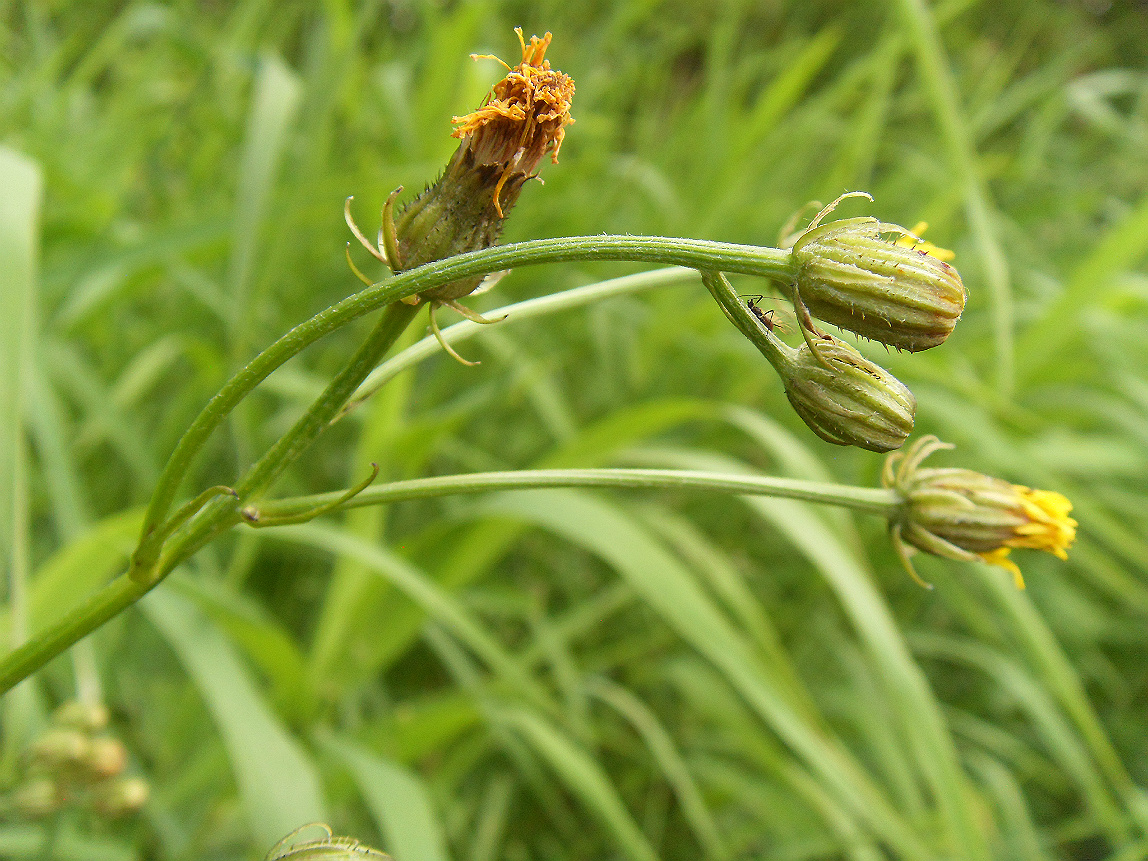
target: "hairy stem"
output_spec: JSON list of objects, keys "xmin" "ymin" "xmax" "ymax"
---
[
  {"xmin": 137, "ymin": 237, "xmax": 792, "ymax": 547},
  {"xmin": 4, "ymin": 236, "xmax": 795, "ymax": 693},
  {"xmin": 247, "ymin": 467, "xmax": 902, "ymax": 521}
]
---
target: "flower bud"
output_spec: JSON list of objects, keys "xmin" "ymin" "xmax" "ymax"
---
[
  {"xmin": 780, "ymin": 334, "xmax": 916, "ymax": 453},
  {"xmin": 52, "ymin": 701, "xmax": 109, "ymax": 732},
  {"xmin": 884, "ymin": 436, "xmax": 1077, "ymax": 587},
  {"xmin": 12, "ymin": 778, "xmax": 62, "ymax": 818},
  {"xmin": 790, "ymin": 214, "xmax": 965, "ymax": 352},
  {"xmin": 83, "ymin": 736, "xmax": 128, "ymax": 780},
  {"xmin": 31, "ymin": 727, "xmax": 91, "ymax": 769},
  {"xmin": 90, "ymin": 776, "xmax": 149, "ymax": 818}
]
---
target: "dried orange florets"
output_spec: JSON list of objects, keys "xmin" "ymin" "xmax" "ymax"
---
[{"xmin": 452, "ymin": 28, "xmax": 575, "ymax": 215}]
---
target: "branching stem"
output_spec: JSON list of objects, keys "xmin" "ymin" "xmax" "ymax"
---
[{"xmin": 3, "ymin": 235, "xmax": 796, "ymax": 693}]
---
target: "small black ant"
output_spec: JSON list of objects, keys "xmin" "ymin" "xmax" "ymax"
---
[{"xmin": 743, "ymin": 294, "xmax": 785, "ymax": 333}]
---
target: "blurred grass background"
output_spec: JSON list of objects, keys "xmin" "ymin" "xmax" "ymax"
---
[{"xmin": 2, "ymin": 0, "xmax": 1148, "ymax": 858}]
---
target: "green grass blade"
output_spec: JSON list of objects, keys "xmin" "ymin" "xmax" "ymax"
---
[
  {"xmin": 973, "ymin": 570, "xmax": 1146, "ymax": 830},
  {"xmin": 465, "ymin": 772, "xmax": 514, "ymax": 861},
  {"xmin": 0, "ymin": 146, "xmax": 42, "ymax": 765},
  {"xmin": 911, "ymin": 630, "xmax": 1128, "ymax": 845},
  {"xmin": 170, "ymin": 574, "xmax": 311, "ymax": 723},
  {"xmin": 1017, "ymin": 189, "xmax": 1148, "ymax": 385},
  {"xmin": 25, "ymin": 360, "xmax": 89, "ymax": 539},
  {"xmin": 588, "ymin": 677, "xmax": 728, "ymax": 861},
  {"xmin": 0, "ymin": 509, "xmax": 140, "ymax": 649},
  {"xmin": 480, "ymin": 488, "xmax": 932, "ymax": 860},
  {"xmin": 308, "ymin": 399, "xmax": 720, "ymax": 688},
  {"xmin": 0, "ymin": 147, "xmax": 41, "ymax": 646},
  {"xmin": 142, "ymin": 588, "xmax": 327, "ymax": 849},
  {"xmin": 227, "ymin": 53, "xmax": 301, "ymax": 354},
  {"xmin": 630, "ymin": 447, "xmax": 990, "ymax": 861},
  {"xmin": 277, "ymin": 523, "xmax": 554, "ymax": 713},
  {"xmin": 498, "ymin": 705, "xmax": 659, "ymax": 861},
  {"xmin": 896, "ymin": 0, "xmax": 1014, "ymax": 394},
  {"xmin": 317, "ymin": 731, "xmax": 451, "ymax": 861}
]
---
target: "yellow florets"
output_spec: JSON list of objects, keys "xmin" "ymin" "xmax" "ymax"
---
[
  {"xmin": 976, "ymin": 486, "xmax": 1077, "ymax": 587},
  {"xmin": 884, "ymin": 436, "xmax": 1078, "ymax": 588},
  {"xmin": 894, "ymin": 221, "xmax": 956, "ymax": 262}
]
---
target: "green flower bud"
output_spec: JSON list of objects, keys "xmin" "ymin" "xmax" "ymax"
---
[
  {"xmin": 90, "ymin": 776, "xmax": 149, "ymax": 818},
  {"xmin": 780, "ymin": 334, "xmax": 916, "ymax": 452},
  {"xmin": 12, "ymin": 777, "xmax": 61, "ymax": 818},
  {"xmin": 699, "ymin": 269, "xmax": 915, "ymax": 452},
  {"xmin": 31, "ymin": 727, "xmax": 91, "ymax": 769},
  {"xmin": 884, "ymin": 436, "xmax": 1078, "ymax": 588},
  {"xmin": 52, "ymin": 701, "xmax": 109, "ymax": 732},
  {"xmin": 789, "ymin": 201, "xmax": 965, "ymax": 352},
  {"xmin": 264, "ymin": 824, "xmax": 391, "ymax": 861}
]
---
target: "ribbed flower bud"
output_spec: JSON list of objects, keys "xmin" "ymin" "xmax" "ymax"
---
[
  {"xmin": 699, "ymin": 269, "xmax": 915, "ymax": 452},
  {"xmin": 265, "ymin": 824, "xmax": 392, "ymax": 861},
  {"xmin": 790, "ymin": 206, "xmax": 966, "ymax": 352},
  {"xmin": 780, "ymin": 334, "xmax": 917, "ymax": 452},
  {"xmin": 884, "ymin": 436, "xmax": 1077, "ymax": 587}
]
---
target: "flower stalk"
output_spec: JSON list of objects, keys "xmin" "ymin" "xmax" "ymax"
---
[
  {"xmin": 243, "ymin": 467, "xmax": 902, "ymax": 523},
  {"xmin": 0, "ymin": 25, "xmax": 1065, "ymax": 703},
  {"xmin": 0, "ymin": 236, "xmax": 796, "ymax": 695},
  {"xmin": 134, "ymin": 235, "xmax": 793, "ymax": 568},
  {"xmin": 703, "ymin": 269, "xmax": 915, "ymax": 452}
]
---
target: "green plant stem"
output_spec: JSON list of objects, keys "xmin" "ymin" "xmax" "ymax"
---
[
  {"xmin": 137, "ymin": 300, "xmax": 422, "ymax": 586},
  {"xmin": 700, "ymin": 269, "xmax": 795, "ymax": 371},
  {"xmin": 0, "ymin": 465, "xmax": 900, "ymax": 694},
  {"xmin": 245, "ymin": 467, "xmax": 903, "ymax": 522},
  {"xmin": 1, "ymin": 303, "xmax": 421, "ymax": 692},
  {"xmin": 137, "ymin": 236, "xmax": 793, "ymax": 550},
  {"xmin": 340, "ymin": 266, "xmax": 700, "ymax": 420},
  {"xmin": 0, "ymin": 575, "xmax": 148, "ymax": 694},
  {"xmin": 2, "ymin": 237, "xmax": 795, "ymax": 693}
]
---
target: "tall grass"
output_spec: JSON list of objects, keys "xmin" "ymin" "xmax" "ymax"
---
[{"xmin": 2, "ymin": 1, "xmax": 1147, "ymax": 859}]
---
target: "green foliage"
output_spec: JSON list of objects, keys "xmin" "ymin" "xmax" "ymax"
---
[{"xmin": 3, "ymin": 1, "xmax": 1148, "ymax": 859}]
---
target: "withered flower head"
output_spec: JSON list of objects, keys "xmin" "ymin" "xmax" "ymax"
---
[
  {"xmin": 390, "ymin": 28, "xmax": 575, "ymax": 306},
  {"xmin": 884, "ymin": 436, "xmax": 1077, "ymax": 588},
  {"xmin": 452, "ymin": 28, "xmax": 575, "ymax": 217}
]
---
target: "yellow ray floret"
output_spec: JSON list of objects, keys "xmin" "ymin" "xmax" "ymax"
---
[
  {"xmin": 895, "ymin": 221, "xmax": 956, "ymax": 262},
  {"xmin": 969, "ymin": 485, "xmax": 1077, "ymax": 588},
  {"xmin": 1004, "ymin": 487, "xmax": 1077, "ymax": 559}
]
